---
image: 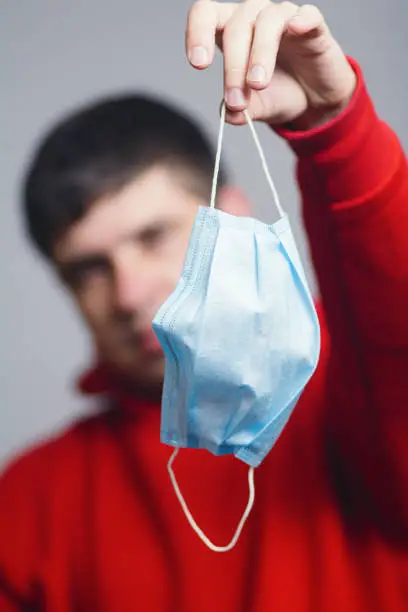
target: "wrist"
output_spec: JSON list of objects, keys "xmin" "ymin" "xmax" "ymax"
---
[{"xmin": 288, "ymin": 95, "xmax": 354, "ymax": 131}]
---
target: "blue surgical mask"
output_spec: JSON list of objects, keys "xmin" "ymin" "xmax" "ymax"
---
[{"xmin": 153, "ymin": 105, "xmax": 320, "ymax": 552}]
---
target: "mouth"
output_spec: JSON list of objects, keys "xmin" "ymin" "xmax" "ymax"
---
[
  {"xmin": 113, "ymin": 321, "xmax": 164, "ymax": 357},
  {"xmin": 138, "ymin": 327, "xmax": 163, "ymax": 355}
]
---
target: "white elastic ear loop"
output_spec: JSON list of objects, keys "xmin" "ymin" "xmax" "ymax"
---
[
  {"xmin": 168, "ymin": 448, "xmax": 255, "ymax": 552},
  {"xmin": 209, "ymin": 103, "xmax": 227, "ymax": 210},
  {"xmin": 210, "ymin": 103, "xmax": 284, "ymax": 219}
]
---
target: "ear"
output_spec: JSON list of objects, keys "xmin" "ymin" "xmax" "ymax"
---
[{"xmin": 216, "ymin": 185, "xmax": 252, "ymax": 218}]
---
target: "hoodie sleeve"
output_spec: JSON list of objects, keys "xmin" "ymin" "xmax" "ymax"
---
[{"xmin": 276, "ymin": 58, "xmax": 408, "ymax": 538}]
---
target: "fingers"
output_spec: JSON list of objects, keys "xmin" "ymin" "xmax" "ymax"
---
[
  {"xmin": 286, "ymin": 4, "xmax": 327, "ymax": 37},
  {"xmin": 247, "ymin": 2, "xmax": 299, "ymax": 91},
  {"xmin": 223, "ymin": 1, "xmax": 300, "ymax": 109},
  {"xmin": 186, "ymin": 1, "xmax": 235, "ymax": 70},
  {"xmin": 186, "ymin": 1, "xmax": 328, "ymax": 112},
  {"xmin": 222, "ymin": 2, "xmax": 263, "ymax": 109}
]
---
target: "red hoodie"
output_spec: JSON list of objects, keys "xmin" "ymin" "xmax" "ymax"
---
[{"xmin": 1, "ymin": 60, "xmax": 408, "ymax": 612}]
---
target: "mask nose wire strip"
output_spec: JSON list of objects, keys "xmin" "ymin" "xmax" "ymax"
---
[
  {"xmin": 209, "ymin": 103, "xmax": 284, "ymax": 220},
  {"xmin": 167, "ymin": 448, "xmax": 255, "ymax": 552}
]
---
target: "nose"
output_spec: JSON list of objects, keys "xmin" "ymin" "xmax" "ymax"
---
[{"xmin": 112, "ymin": 250, "xmax": 152, "ymax": 316}]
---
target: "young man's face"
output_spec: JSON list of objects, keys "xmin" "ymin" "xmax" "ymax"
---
[{"xmin": 53, "ymin": 166, "xmax": 205, "ymax": 396}]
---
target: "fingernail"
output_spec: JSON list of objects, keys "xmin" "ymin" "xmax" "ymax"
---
[
  {"xmin": 225, "ymin": 88, "xmax": 245, "ymax": 108},
  {"xmin": 189, "ymin": 46, "xmax": 208, "ymax": 67},
  {"xmin": 248, "ymin": 65, "xmax": 266, "ymax": 84}
]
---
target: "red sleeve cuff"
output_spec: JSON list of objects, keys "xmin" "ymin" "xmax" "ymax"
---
[{"xmin": 273, "ymin": 57, "xmax": 374, "ymax": 160}]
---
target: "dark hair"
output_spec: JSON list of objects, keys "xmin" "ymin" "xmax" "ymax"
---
[{"xmin": 22, "ymin": 93, "xmax": 227, "ymax": 258}]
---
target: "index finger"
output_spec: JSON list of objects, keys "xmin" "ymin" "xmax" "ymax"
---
[{"xmin": 186, "ymin": 1, "xmax": 235, "ymax": 69}]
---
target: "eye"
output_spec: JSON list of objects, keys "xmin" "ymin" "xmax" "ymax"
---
[
  {"xmin": 140, "ymin": 225, "xmax": 169, "ymax": 250},
  {"xmin": 61, "ymin": 258, "xmax": 110, "ymax": 289}
]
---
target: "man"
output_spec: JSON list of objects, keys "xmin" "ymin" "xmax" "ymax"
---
[{"xmin": 1, "ymin": 1, "xmax": 407, "ymax": 610}]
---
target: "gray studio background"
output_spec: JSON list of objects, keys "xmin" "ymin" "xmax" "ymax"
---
[{"xmin": 1, "ymin": 0, "xmax": 406, "ymax": 465}]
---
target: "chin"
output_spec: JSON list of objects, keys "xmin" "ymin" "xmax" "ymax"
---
[
  {"xmin": 119, "ymin": 356, "xmax": 165, "ymax": 394},
  {"xmin": 100, "ymin": 343, "xmax": 165, "ymax": 394}
]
